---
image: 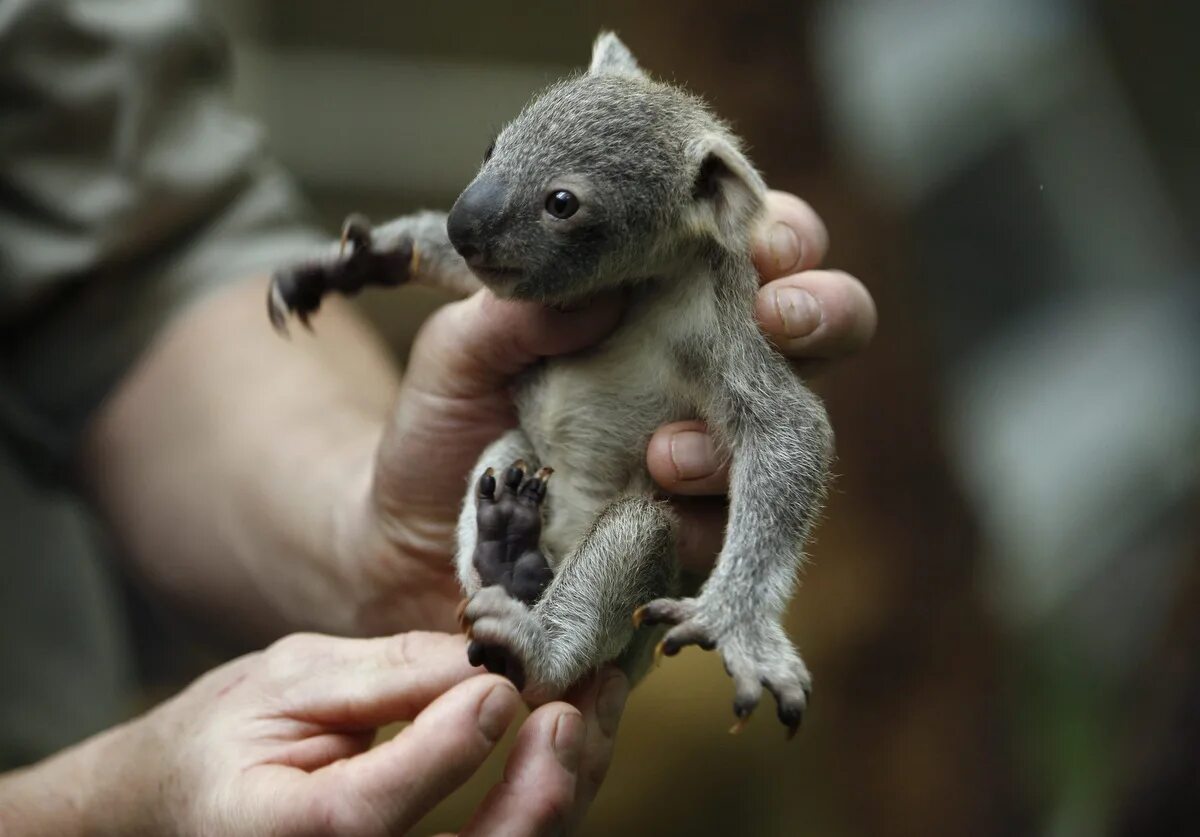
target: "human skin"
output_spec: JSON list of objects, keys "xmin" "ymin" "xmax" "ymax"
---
[
  {"xmin": 0, "ymin": 192, "xmax": 873, "ymax": 834},
  {"xmin": 0, "ymin": 632, "xmax": 629, "ymax": 836}
]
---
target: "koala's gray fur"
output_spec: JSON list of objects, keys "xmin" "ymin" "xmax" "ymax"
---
[{"xmin": 271, "ymin": 32, "xmax": 833, "ymax": 735}]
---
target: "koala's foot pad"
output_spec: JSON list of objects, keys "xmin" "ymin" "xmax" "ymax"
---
[
  {"xmin": 268, "ymin": 214, "xmax": 416, "ymax": 333},
  {"xmin": 634, "ymin": 598, "xmax": 812, "ymax": 740},
  {"xmin": 472, "ymin": 461, "xmax": 553, "ymax": 605},
  {"xmin": 465, "ymin": 461, "xmax": 554, "ymax": 690}
]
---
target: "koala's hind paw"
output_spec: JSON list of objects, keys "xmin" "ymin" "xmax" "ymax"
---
[
  {"xmin": 267, "ymin": 214, "xmax": 417, "ymax": 334},
  {"xmin": 634, "ymin": 597, "xmax": 812, "ymax": 740},
  {"xmin": 463, "ymin": 586, "xmax": 551, "ymax": 694},
  {"xmin": 473, "ymin": 461, "xmax": 554, "ymax": 605}
]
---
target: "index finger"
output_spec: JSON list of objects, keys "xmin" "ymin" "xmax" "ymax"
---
[
  {"xmin": 751, "ymin": 191, "xmax": 829, "ymax": 281},
  {"xmin": 270, "ymin": 632, "xmax": 480, "ymax": 728}
]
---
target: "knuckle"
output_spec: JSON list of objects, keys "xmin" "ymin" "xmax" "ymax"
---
[
  {"xmin": 381, "ymin": 631, "xmax": 421, "ymax": 668},
  {"xmin": 307, "ymin": 792, "xmax": 384, "ymax": 836},
  {"xmin": 265, "ymin": 632, "xmax": 326, "ymax": 673},
  {"xmin": 268, "ymin": 631, "xmax": 324, "ymax": 655}
]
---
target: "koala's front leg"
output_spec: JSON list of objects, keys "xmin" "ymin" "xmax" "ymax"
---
[
  {"xmin": 640, "ymin": 334, "xmax": 834, "ymax": 738},
  {"xmin": 268, "ymin": 210, "xmax": 482, "ymax": 332},
  {"xmin": 463, "ymin": 496, "xmax": 678, "ymax": 702}
]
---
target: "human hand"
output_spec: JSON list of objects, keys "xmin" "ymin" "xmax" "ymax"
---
[
  {"xmin": 23, "ymin": 632, "xmax": 628, "ymax": 836},
  {"xmin": 343, "ymin": 190, "xmax": 874, "ymax": 632}
]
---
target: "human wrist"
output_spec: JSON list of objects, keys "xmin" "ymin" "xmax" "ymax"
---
[{"xmin": 0, "ymin": 716, "xmax": 160, "ymax": 837}]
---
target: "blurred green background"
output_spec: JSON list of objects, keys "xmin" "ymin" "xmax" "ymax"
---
[{"xmin": 146, "ymin": 0, "xmax": 1200, "ymax": 833}]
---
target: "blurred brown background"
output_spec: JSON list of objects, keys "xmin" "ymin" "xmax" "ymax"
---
[{"xmin": 186, "ymin": 1, "xmax": 1198, "ymax": 835}]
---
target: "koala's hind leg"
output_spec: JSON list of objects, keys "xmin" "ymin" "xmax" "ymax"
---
[
  {"xmin": 268, "ymin": 210, "xmax": 481, "ymax": 332},
  {"xmin": 462, "ymin": 496, "xmax": 679, "ymax": 700}
]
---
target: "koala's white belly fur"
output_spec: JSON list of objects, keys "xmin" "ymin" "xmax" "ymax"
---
[{"xmin": 516, "ymin": 277, "xmax": 718, "ymax": 564}]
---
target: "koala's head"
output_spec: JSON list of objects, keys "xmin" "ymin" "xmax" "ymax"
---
[{"xmin": 446, "ymin": 32, "xmax": 766, "ymax": 304}]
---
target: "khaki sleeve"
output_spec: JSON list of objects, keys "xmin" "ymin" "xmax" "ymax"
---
[{"xmin": 0, "ymin": 0, "xmax": 325, "ymax": 479}]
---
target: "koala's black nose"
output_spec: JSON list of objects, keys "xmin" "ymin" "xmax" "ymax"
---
[{"xmin": 447, "ymin": 175, "xmax": 507, "ymax": 262}]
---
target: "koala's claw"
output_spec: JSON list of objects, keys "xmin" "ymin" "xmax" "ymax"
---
[
  {"xmin": 267, "ymin": 213, "xmax": 417, "ymax": 335},
  {"xmin": 339, "ymin": 213, "xmax": 373, "ymax": 255},
  {"xmin": 502, "ymin": 460, "xmax": 527, "ymax": 489},
  {"xmin": 756, "ymin": 676, "xmax": 810, "ymax": 741},
  {"xmin": 635, "ymin": 596, "xmax": 812, "ymax": 740},
  {"xmin": 473, "ymin": 460, "xmax": 553, "ymax": 606},
  {"xmin": 477, "ymin": 467, "xmax": 497, "ymax": 500},
  {"xmin": 632, "ymin": 598, "xmax": 697, "ymax": 631},
  {"xmin": 729, "ymin": 713, "xmax": 752, "ymax": 736}
]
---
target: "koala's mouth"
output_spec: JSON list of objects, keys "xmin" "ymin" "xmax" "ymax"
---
[
  {"xmin": 464, "ymin": 260, "xmax": 541, "ymax": 300},
  {"xmin": 470, "ymin": 264, "xmax": 524, "ymax": 281},
  {"xmin": 468, "ymin": 263, "xmax": 526, "ymax": 293}
]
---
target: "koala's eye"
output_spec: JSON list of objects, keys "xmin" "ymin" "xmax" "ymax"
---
[
  {"xmin": 545, "ymin": 189, "xmax": 580, "ymax": 219},
  {"xmin": 483, "ymin": 140, "xmax": 495, "ymax": 162}
]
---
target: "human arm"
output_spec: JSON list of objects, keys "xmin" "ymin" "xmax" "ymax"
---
[{"xmin": 0, "ymin": 632, "xmax": 628, "ymax": 836}]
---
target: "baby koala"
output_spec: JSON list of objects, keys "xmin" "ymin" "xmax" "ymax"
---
[{"xmin": 270, "ymin": 33, "xmax": 833, "ymax": 737}]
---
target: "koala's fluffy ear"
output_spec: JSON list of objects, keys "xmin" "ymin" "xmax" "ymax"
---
[
  {"xmin": 589, "ymin": 31, "xmax": 644, "ymax": 77},
  {"xmin": 689, "ymin": 133, "xmax": 767, "ymax": 244}
]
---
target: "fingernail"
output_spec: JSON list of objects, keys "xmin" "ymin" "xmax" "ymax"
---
[
  {"xmin": 767, "ymin": 222, "xmax": 802, "ymax": 274},
  {"xmin": 772, "ymin": 287, "xmax": 821, "ymax": 338},
  {"xmin": 669, "ymin": 431, "xmax": 717, "ymax": 481},
  {"xmin": 478, "ymin": 683, "xmax": 518, "ymax": 741},
  {"xmin": 597, "ymin": 671, "xmax": 630, "ymax": 738},
  {"xmin": 553, "ymin": 711, "xmax": 585, "ymax": 772}
]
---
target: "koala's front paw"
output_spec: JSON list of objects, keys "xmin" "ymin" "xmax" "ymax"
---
[
  {"xmin": 268, "ymin": 214, "xmax": 416, "ymax": 333},
  {"xmin": 473, "ymin": 460, "xmax": 554, "ymax": 605},
  {"xmin": 634, "ymin": 597, "xmax": 812, "ymax": 739},
  {"xmin": 462, "ymin": 586, "xmax": 552, "ymax": 696}
]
